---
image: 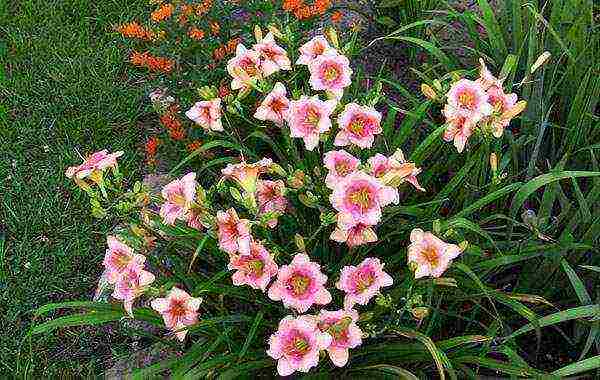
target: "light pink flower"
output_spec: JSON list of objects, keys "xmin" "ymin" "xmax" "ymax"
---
[
  {"xmin": 442, "ymin": 105, "xmax": 476, "ymax": 153},
  {"xmin": 252, "ymin": 32, "xmax": 291, "ymax": 76},
  {"xmin": 151, "ymin": 287, "xmax": 202, "ymax": 341},
  {"xmin": 336, "ymin": 257, "xmax": 393, "ymax": 309},
  {"xmin": 159, "ymin": 172, "xmax": 197, "ymax": 225},
  {"xmin": 103, "ymin": 236, "xmax": 146, "ymax": 284},
  {"xmin": 257, "ymin": 179, "xmax": 287, "ymax": 228},
  {"xmin": 330, "ymin": 171, "xmax": 398, "ymax": 229},
  {"xmin": 267, "ymin": 315, "xmax": 332, "ymax": 376},
  {"xmin": 185, "ymin": 99, "xmax": 223, "ymax": 132},
  {"xmin": 446, "ymin": 79, "xmax": 492, "ymax": 122},
  {"xmin": 296, "ymin": 35, "xmax": 332, "ymax": 66},
  {"xmin": 65, "ymin": 150, "xmax": 124, "ymax": 180},
  {"xmin": 216, "ymin": 208, "xmax": 252, "ymax": 255},
  {"xmin": 335, "ymin": 103, "xmax": 382, "ymax": 148},
  {"xmin": 227, "ymin": 44, "xmax": 262, "ymax": 90},
  {"xmin": 477, "ymin": 58, "xmax": 504, "ymax": 90},
  {"xmin": 486, "ymin": 85, "xmax": 520, "ymax": 137},
  {"xmin": 221, "ymin": 158, "xmax": 273, "ymax": 194},
  {"xmin": 323, "ymin": 150, "xmax": 360, "ymax": 189},
  {"xmin": 308, "ymin": 50, "xmax": 352, "ymax": 99},
  {"xmin": 228, "ymin": 241, "xmax": 278, "ymax": 291},
  {"xmin": 287, "ymin": 96, "xmax": 337, "ymax": 151},
  {"xmin": 407, "ymin": 229, "xmax": 462, "ymax": 279},
  {"xmin": 253, "ymin": 82, "xmax": 290, "ymax": 126},
  {"xmin": 317, "ymin": 309, "xmax": 362, "ymax": 367},
  {"xmin": 330, "ymin": 222, "xmax": 377, "ymax": 248},
  {"xmin": 367, "ymin": 149, "xmax": 424, "ymax": 191},
  {"xmin": 112, "ymin": 265, "xmax": 155, "ymax": 316},
  {"xmin": 268, "ymin": 253, "xmax": 332, "ymax": 313}
]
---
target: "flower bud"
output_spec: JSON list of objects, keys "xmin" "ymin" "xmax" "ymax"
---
[
  {"xmin": 433, "ymin": 277, "xmax": 458, "ymax": 287},
  {"xmin": 197, "ymin": 85, "xmax": 217, "ymax": 100},
  {"xmin": 267, "ymin": 24, "xmax": 285, "ymax": 40},
  {"xmin": 489, "ymin": 153, "xmax": 498, "ymax": 172},
  {"xmin": 421, "ymin": 83, "xmax": 437, "ymax": 100},
  {"xmin": 269, "ymin": 162, "xmax": 287, "ymax": 177},
  {"xmin": 501, "ymin": 100, "xmax": 527, "ymax": 120},
  {"xmin": 530, "ymin": 51, "xmax": 551, "ymax": 74},
  {"xmin": 254, "ymin": 25, "xmax": 263, "ymax": 43},
  {"xmin": 410, "ymin": 307, "xmax": 430, "ymax": 320},
  {"xmin": 288, "ymin": 170, "xmax": 306, "ymax": 189},
  {"xmin": 325, "ymin": 26, "xmax": 339, "ymax": 49},
  {"xmin": 294, "ymin": 234, "xmax": 306, "ymax": 252}
]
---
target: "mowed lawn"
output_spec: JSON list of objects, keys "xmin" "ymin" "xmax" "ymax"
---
[{"xmin": 1, "ymin": 0, "xmax": 154, "ymax": 376}]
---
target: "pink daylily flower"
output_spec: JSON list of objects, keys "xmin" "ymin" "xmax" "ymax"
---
[
  {"xmin": 65, "ymin": 150, "xmax": 124, "ymax": 180},
  {"xmin": 159, "ymin": 172, "xmax": 197, "ymax": 225},
  {"xmin": 268, "ymin": 253, "xmax": 332, "ymax": 313},
  {"xmin": 296, "ymin": 35, "xmax": 332, "ymax": 66},
  {"xmin": 252, "ymin": 32, "xmax": 291, "ymax": 76},
  {"xmin": 267, "ymin": 315, "xmax": 332, "ymax": 376},
  {"xmin": 330, "ymin": 222, "xmax": 377, "ymax": 248},
  {"xmin": 367, "ymin": 149, "xmax": 424, "ymax": 191},
  {"xmin": 308, "ymin": 50, "xmax": 352, "ymax": 99},
  {"xmin": 317, "ymin": 309, "xmax": 362, "ymax": 367},
  {"xmin": 446, "ymin": 79, "xmax": 492, "ymax": 123},
  {"xmin": 287, "ymin": 96, "xmax": 337, "ymax": 151},
  {"xmin": 103, "ymin": 236, "xmax": 146, "ymax": 284},
  {"xmin": 442, "ymin": 105, "xmax": 476, "ymax": 153},
  {"xmin": 330, "ymin": 171, "xmax": 399, "ymax": 229},
  {"xmin": 185, "ymin": 98, "xmax": 223, "ymax": 132},
  {"xmin": 335, "ymin": 103, "xmax": 382, "ymax": 148},
  {"xmin": 216, "ymin": 208, "xmax": 252, "ymax": 255},
  {"xmin": 323, "ymin": 150, "xmax": 360, "ymax": 189},
  {"xmin": 227, "ymin": 44, "xmax": 262, "ymax": 90},
  {"xmin": 407, "ymin": 228, "xmax": 462, "ymax": 279},
  {"xmin": 253, "ymin": 82, "xmax": 290, "ymax": 126},
  {"xmin": 256, "ymin": 179, "xmax": 288, "ymax": 228},
  {"xmin": 112, "ymin": 265, "xmax": 155, "ymax": 316},
  {"xmin": 336, "ymin": 257, "xmax": 393, "ymax": 309},
  {"xmin": 485, "ymin": 86, "xmax": 520, "ymax": 138},
  {"xmin": 221, "ymin": 158, "xmax": 273, "ymax": 194},
  {"xmin": 477, "ymin": 58, "xmax": 505, "ymax": 91},
  {"xmin": 228, "ymin": 241, "xmax": 278, "ymax": 291},
  {"xmin": 151, "ymin": 287, "xmax": 202, "ymax": 341}
]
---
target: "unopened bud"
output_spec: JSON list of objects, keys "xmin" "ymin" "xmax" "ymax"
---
[
  {"xmin": 489, "ymin": 153, "xmax": 498, "ymax": 172},
  {"xmin": 502, "ymin": 100, "xmax": 527, "ymax": 120},
  {"xmin": 254, "ymin": 25, "xmax": 263, "ymax": 43},
  {"xmin": 197, "ymin": 85, "xmax": 217, "ymax": 100},
  {"xmin": 325, "ymin": 26, "xmax": 339, "ymax": 49},
  {"xmin": 530, "ymin": 51, "xmax": 551, "ymax": 74},
  {"xmin": 411, "ymin": 307, "xmax": 430, "ymax": 320},
  {"xmin": 459, "ymin": 240, "xmax": 469, "ymax": 252},
  {"xmin": 433, "ymin": 277, "xmax": 458, "ymax": 287},
  {"xmin": 421, "ymin": 83, "xmax": 437, "ymax": 100},
  {"xmin": 267, "ymin": 25, "xmax": 285, "ymax": 40},
  {"xmin": 294, "ymin": 234, "xmax": 306, "ymax": 252}
]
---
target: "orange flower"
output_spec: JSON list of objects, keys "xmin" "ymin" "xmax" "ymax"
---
[
  {"xmin": 212, "ymin": 37, "xmax": 242, "ymax": 61},
  {"xmin": 160, "ymin": 110, "xmax": 186, "ymax": 141},
  {"xmin": 151, "ymin": 3, "xmax": 174, "ymax": 22},
  {"xmin": 129, "ymin": 51, "xmax": 174, "ymax": 73},
  {"xmin": 186, "ymin": 140, "xmax": 203, "ymax": 152},
  {"xmin": 188, "ymin": 27, "xmax": 205, "ymax": 40},
  {"xmin": 209, "ymin": 21, "xmax": 220, "ymax": 35},
  {"xmin": 146, "ymin": 136, "xmax": 160, "ymax": 156},
  {"xmin": 178, "ymin": 4, "xmax": 194, "ymax": 25},
  {"xmin": 116, "ymin": 21, "xmax": 154, "ymax": 40},
  {"xmin": 196, "ymin": 0, "xmax": 213, "ymax": 16},
  {"xmin": 331, "ymin": 10, "xmax": 343, "ymax": 23},
  {"xmin": 283, "ymin": 0, "xmax": 304, "ymax": 11},
  {"xmin": 286, "ymin": 0, "xmax": 331, "ymax": 19}
]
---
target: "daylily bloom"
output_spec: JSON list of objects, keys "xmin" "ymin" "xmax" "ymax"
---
[
  {"xmin": 252, "ymin": 32, "xmax": 291, "ymax": 76},
  {"xmin": 446, "ymin": 79, "xmax": 492, "ymax": 122},
  {"xmin": 287, "ymin": 96, "xmax": 337, "ymax": 151},
  {"xmin": 267, "ymin": 315, "xmax": 332, "ymax": 376},
  {"xmin": 159, "ymin": 172, "xmax": 197, "ymax": 225},
  {"xmin": 112, "ymin": 265, "xmax": 155, "ymax": 316},
  {"xmin": 65, "ymin": 150, "xmax": 124, "ymax": 181},
  {"xmin": 185, "ymin": 98, "xmax": 223, "ymax": 132},
  {"xmin": 407, "ymin": 229, "xmax": 462, "ymax": 279},
  {"xmin": 296, "ymin": 35, "xmax": 332, "ymax": 65},
  {"xmin": 228, "ymin": 241, "xmax": 278, "ymax": 291},
  {"xmin": 335, "ymin": 103, "xmax": 382, "ymax": 148},
  {"xmin": 256, "ymin": 179, "xmax": 287, "ymax": 228},
  {"xmin": 268, "ymin": 253, "xmax": 332, "ymax": 313},
  {"xmin": 442, "ymin": 105, "xmax": 476, "ymax": 153},
  {"xmin": 367, "ymin": 149, "xmax": 424, "ymax": 191},
  {"xmin": 308, "ymin": 50, "xmax": 352, "ymax": 99},
  {"xmin": 323, "ymin": 150, "xmax": 360, "ymax": 189},
  {"xmin": 476, "ymin": 58, "xmax": 504, "ymax": 90},
  {"xmin": 336, "ymin": 257, "xmax": 393, "ymax": 309},
  {"xmin": 103, "ymin": 236, "xmax": 146, "ymax": 284},
  {"xmin": 330, "ymin": 222, "xmax": 377, "ymax": 248},
  {"xmin": 151, "ymin": 287, "xmax": 202, "ymax": 341},
  {"xmin": 254, "ymin": 82, "xmax": 290, "ymax": 126},
  {"xmin": 330, "ymin": 171, "xmax": 398, "ymax": 229},
  {"xmin": 221, "ymin": 158, "xmax": 273, "ymax": 194},
  {"xmin": 216, "ymin": 208, "xmax": 252, "ymax": 255},
  {"xmin": 485, "ymin": 86, "xmax": 523, "ymax": 138},
  {"xmin": 317, "ymin": 309, "xmax": 362, "ymax": 367},
  {"xmin": 227, "ymin": 44, "xmax": 262, "ymax": 90}
]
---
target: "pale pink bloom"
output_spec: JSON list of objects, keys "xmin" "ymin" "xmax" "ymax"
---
[
  {"xmin": 253, "ymin": 82, "xmax": 290, "ymax": 126},
  {"xmin": 477, "ymin": 58, "xmax": 504, "ymax": 90},
  {"xmin": 268, "ymin": 253, "xmax": 332, "ymax": 313},
  {"xmin": 151, "ymin": 287, "xmax": 202, "ymax": 341},
  {"xmin": 185, "ymin": 99, "xmax": 223, "ymax": 132},
  {"xmin": 65, "ymin": 150, "xmax": 124, "ymax": 179},
  {"xmin": 317, "ymin": 309, "xmax": 362, "ymax": 367},
  {"xmin": 112, "ymin": 265, "xmax": 155, "ymax": 316},
  {"xmin": 252, "ymin": 32, "xmax": 291, "ymax": 76},
  {"xmin": 227, "ymin": 44, "xmax": 262, "ymax": 90},
  {"xmin": 267, "ymin": 315, "xmax": 332, "ymax": 376},
  {"xmin": 256, "ymin": 179, "xmax": 287, "ymax": 228},
  {"xmin": 442, "ymin": 105, "xmax": 476, "ymax": 153},
  {"xmin": 330, "ymin": 222, "xmax": 377, "ymax": 248},
  {"xmin": 103, "ymin": 236, "xmax": 146, "ymax": 284},
  {"xmin": 296, "ymin": 35, "xmax": 332, "ymax": 66},
  {"xmin": 287, "ymin": 96, "xmax": 337, "ymax": 151},
  {"xmin": 323, "ymin": 150, "xmax": 360, "ymax": 189},
  {"xmin": 308, "ymin": 50, "xmax": 352, "ymax": 99},
  {"xmin": 336, "ymin": 257, "xmax": 393, "ymax": 309},
  {"xmin": 367, "ymin": 149, "xmax": 424, "ymax": 191},
  {"xmin": 159, "ymin": 172, "xmax": 197, "ymax": 225},
  {"xmin": 486, "ymin": 85, "xmax": 519, "ymax": 137},
  {"xmin": 446, "ymin": 79, "xmax": 492, "ymax": 122},
  {"xmin": 216, "ymin": 208, "xmax": 252, "ymax": 255},
  {"xmin": 186, "ymin": 208, "xmax": 207, "ymax": 231},
  {"xmin": 335, "ymin": 103, "xmax": 382, "ymax": 148},
  {"xmin": 221, "ymin": 158, "xmax": 273, "ymax": 194},
  {"xmin": 228, "ymin": 241, "xmax": 278, "ymax": 291},
  {"xmin": 330, "ymin": 171, "xmax": 399, "ymax": 229},
  {"xmin": 407, "ymin": 229, "xmax": 462, "ymax": 279}
]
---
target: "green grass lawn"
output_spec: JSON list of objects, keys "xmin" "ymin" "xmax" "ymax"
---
[{"xmin": 1, "ymin": 0, "xmax": 153, "ymax": 376}]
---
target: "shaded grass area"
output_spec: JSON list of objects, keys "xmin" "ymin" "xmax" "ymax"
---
[{"xmin": 0, "ymin": 0, "xmax": 152, "ymax": 376}]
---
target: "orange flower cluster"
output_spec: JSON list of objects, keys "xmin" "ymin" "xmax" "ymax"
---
[
  {"xmin": 160, "ymin": 105, "xmax": 186, "ymax": 140},
  {"xmin": 331, "ymin": 10, "xmax": 343, "ymax": 23},
  {"xmin": 145, "ymin": 136, "xmax": 161, "ymax": 165},
  {"xmin": 282, "ymin": 0, "xmax": 332, "ymax": 20},
  {"xmin": 130, "ymin": 51, "xmax": 175, "ymax": 73},
  {"xmin": 116, "ymin": 21, "xmax": 154, "ymax": 40},
  {"xmin": 212, "ymin": 37, "xmax": 242, "ymax": 61},
  {"xmin": 196, "ymin": 0, "xmax": 214, "ymax": 16},
  {"xmin": 151, "ymin": 3, "xmax": 174, "ymax": 22},
  {"xmin": 186, "ymin": 140, "xmax": 203, "ymax": 152},
  {"xmin": 209, "ymin": 21, "xmax": 220, "ymax": 35},
  {"xmin": 188, "ymin": 27, "xmax": 205, "ymax": 40},
  {"xmin": 178, "ymin": 4, "xmax": 195, "ymax": 25}
]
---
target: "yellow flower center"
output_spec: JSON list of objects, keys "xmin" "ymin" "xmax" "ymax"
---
[
  {"xmin": 458, "ymin": 91, "xmax": 476, "ymax": 110},
  {"xmin": 421, "ymin": 246, "xmax": 439, "ymax": 267},
  {"xmin": 247, "ymin": 259, "xmax": 264, "ymax": 276},
  {"xmin": 305, "ymin": 107, "xmax": 321, "ymax": 127},
  {"xmin": 349, "ymin": 188, "xmax": 372, "ymax": 209},
  {"xmin": 335, "ymin": 162, "xmax": 349, "ymax": 176},
  {"xmin": 288, "ymin": 274, "xmax": 310, "ymax": 296},
  {"xmin": 356, "ymin": 272, "xmax": 375, "ymax": 292},
  {"xmin": 324, "ymin": 65, "xmax": 339, "ymax": 81}
]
